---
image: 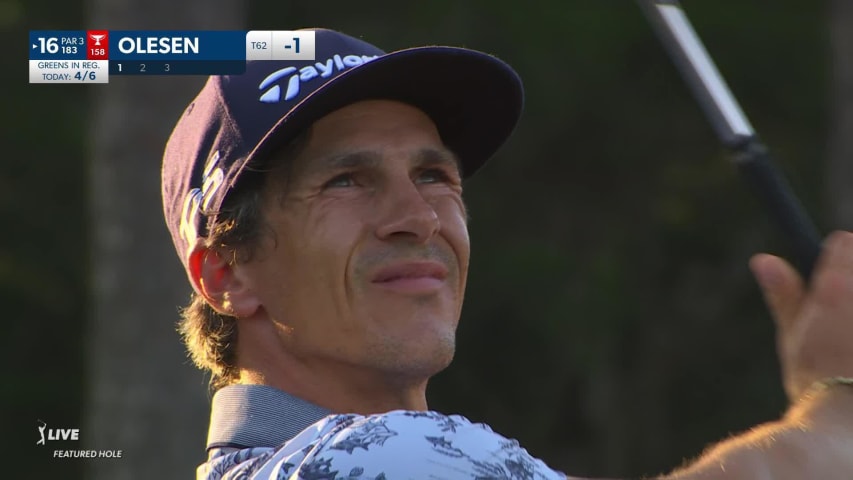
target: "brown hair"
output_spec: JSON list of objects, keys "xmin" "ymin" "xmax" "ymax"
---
[{"xmin": 177, "ymin": 131, "xmax": 309, "ymax": 391}]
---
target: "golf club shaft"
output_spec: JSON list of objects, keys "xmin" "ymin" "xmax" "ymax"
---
[{"xmin": 637, "ymin": 0, "xmax": 822, "ymax": 278}]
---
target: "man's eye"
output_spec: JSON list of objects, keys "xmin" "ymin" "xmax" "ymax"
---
[
  {"xmin": 417, "ymin": 168, "xmax": 452, "ymax": 184},
  {"xmin": 323, "ymin": 173, "xmax": 355, "ymax": 188}
]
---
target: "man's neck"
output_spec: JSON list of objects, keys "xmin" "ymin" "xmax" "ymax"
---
[{"xmin": 237, "ymin": 362, "xmax": 430, "ymax": 415}]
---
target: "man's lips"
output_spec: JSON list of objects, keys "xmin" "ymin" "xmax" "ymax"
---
[{"xmin": 371, "ymin": 261, "xmax": 449, "ymax": 294}]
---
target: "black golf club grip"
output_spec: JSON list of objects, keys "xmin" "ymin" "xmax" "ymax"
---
[{"xmin": 735, "ymin": 141, "xmax": 822, "ymax": 279}]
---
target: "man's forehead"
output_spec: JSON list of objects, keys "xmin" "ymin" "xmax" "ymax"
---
[{"xmin": 264, "ymin": 99, "xmax": 463, "ymax": 177}]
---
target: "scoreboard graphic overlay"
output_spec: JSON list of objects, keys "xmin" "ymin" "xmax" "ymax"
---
[{"xmin": 29, "ymin": 30, "xmax": 316, "ymax": 83}]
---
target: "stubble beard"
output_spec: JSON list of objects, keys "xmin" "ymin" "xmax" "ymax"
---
[{"xmin": 367, "ymin": 323, "xmax": 457, "ymax": 388}]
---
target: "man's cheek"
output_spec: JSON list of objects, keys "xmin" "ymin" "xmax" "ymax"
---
[
  {"xmin": 436, "ymin": 200, "xmax": 468, "ymax": 230},
  {"xmin": 445, "ymin": 213, "xmax": 470, "ymax": 261}
]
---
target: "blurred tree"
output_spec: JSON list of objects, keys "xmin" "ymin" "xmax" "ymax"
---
[
  {"xmin": 4, "ymin": 2, "xmax": 87, "ymax": 479},
  {"xmin": 828, "ymin": 0, "xmax": 853, "ymax": 229},
  {"xmin": 84, "ymin": 1, "xmax": 244, "ymax": 478}
]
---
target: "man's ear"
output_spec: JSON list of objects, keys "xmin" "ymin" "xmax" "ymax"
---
[{"xmin": 187, "ymin": 243, "xmax": 261, "ymax": 318}]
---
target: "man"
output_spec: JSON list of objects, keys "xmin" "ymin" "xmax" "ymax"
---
[{"xmin": 162, "ymin": 29, "xmax": 853, "ymax": 479}]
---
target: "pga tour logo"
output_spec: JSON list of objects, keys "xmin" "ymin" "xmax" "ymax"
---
[
  {"xmin": 258, "ymin": 53, "xmax": 378, "ymax": 103},
  {"xmin": 37, "ymin": 419, "xmax": 123, "ymax": 458},
  {"xmin": 37, "ymin": 419, "xmax": 79, "ymax": 445}
]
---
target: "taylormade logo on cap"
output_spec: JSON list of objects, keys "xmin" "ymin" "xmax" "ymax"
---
[{"xmin": 258, "ymin": 53, "xmax": 379, "ymax": 103}]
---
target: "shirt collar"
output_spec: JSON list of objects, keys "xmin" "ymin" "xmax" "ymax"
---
[{"xmin": 206, "ymin": 384, "xmax": 331, "ymax": 450}]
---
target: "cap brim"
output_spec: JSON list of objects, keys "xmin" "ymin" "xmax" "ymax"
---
[{"xmin": 245, "ymin": 46, "xmax": 524, "ymax": 179}]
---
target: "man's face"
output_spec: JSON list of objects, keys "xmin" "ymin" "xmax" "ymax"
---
[{"xmin": 239, "ymin": 99, "xmax": 470, "ymax": 383}]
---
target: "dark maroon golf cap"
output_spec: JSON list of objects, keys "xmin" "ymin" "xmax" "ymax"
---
[{"xmin": 162, "ymin": 28, "xmax": 524, "ymax": 275}]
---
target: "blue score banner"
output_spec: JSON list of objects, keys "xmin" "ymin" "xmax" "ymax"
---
[{"xmin": 29, "ymin": 30, "xmax": 316, "ymax": 83}]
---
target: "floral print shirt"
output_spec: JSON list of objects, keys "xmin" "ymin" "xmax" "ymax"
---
[{"xmin": 198, "ymin": 385, "xmax": 568, "ymax": 480}]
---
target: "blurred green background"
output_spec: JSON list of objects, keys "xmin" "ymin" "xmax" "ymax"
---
[{"xmin": 6, "ymin": 0, "xmax": 850, "ymax": 479}]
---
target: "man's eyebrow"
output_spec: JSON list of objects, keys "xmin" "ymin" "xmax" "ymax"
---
[
  {"xmin": 413, "ymin": 147, "xmax": 462, "ymax": 174},
  {"xmin": 310, "ymin": 147, "xmax": 462, "ymax": 174},
  {"xmin": 316, "ymin": 150, "xmax": 382, "ymax": 171}
]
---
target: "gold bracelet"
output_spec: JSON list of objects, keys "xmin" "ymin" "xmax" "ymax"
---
[{"xmin": 804, "ymin": 376, "xmax": 853, "ymax": 397}]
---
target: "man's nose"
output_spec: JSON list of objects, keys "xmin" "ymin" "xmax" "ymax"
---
[{"xmin": 374, "ymin": 178, "xmax": 440, "ymax": 243}]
